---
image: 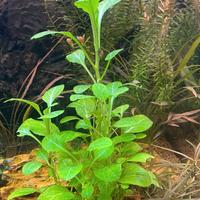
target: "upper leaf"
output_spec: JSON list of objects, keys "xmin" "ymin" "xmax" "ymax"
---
[
  {"xmin": 39, "ymin": 110, "xmax": 64, "ymax": 119},
  {"xmin": 66, "ymin": 49, "xmax": 86, "ymax": 67},
  {"xmin": 75, "ymin": 0, "xmax": 99, "ymax": 16},
  {"xmin": 98, "ymin": 0, "xmax": 121, "ymax": 28},
  {"xmin": 42, "ymin": 85, "xmax": 64, "ymax": 107},
  {"xmin": 31, "ymin": 30, "xmax": 59, "ymax": 39},
  {"xmin": 105, "ymin": 49, "xmax": 123, "ymax": 61}
]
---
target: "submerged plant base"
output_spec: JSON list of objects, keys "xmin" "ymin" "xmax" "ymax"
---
[{"xmin": 1, "ymin": 137, "xmax": 200, "ymax": 200}]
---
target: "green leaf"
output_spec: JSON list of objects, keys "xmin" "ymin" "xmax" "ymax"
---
[
  {"xmin": 119, "ymin": 163, "xmax": 158, "ymax": 187},
  {"xmin": 36, "ymin": 149, "xmax": 49, "ymax": 163},
  {"xmin": 60, "ymin": 116, "xmax": 80, "ymax": 124},
  {"xmin": 75, "ymin": 119, "xmax": 92, "ymax": 130},
  {"xmin": 66, "ymin": 49, "xmax": 85, "ymax": 66},
  {"xmin": 74, "ymin": 98, "xmax": 96, "ymax": 118},
  {"xmin": 17, "ymin": 119, "xmax": 60, "ymax": 136},
  {"xmin": 31, "ymin": 30, "xmax": 59, "ymax": 39},
  {"xmin": 73, "ymin": 84, "xmax": 91, "ymax": 94},
  {"xmin": 61, "ymin": 131, "xmax": 88, "ymax": 142},
  {"xmin": 8, "ymin": 188, "xmax": 37, "ymax": 200},
  {"xmin": 81, "ymin": 184, "xmax": 94, "ymax": 199},
  {"xmin": 97, "ymin": 183, "xmax": 114, "ymax": 200},
  {"xmin": 42, "ymin": 134, "xmax": 66, "ymax": 153},
  {"xmin": 42, "ymin": 85, "xmax": 64, "ymax": 107},
  {"xmin": 106, "ymin": 82, "xmax": 128, "ymax": 98},
  {"xmin": 94, "ymin": 145, "xmax": 114, "ymax": 160},
  {"xmin": 92, "ymin": 83, "xmax": 109, "ymax": 100},
  {"xmin": 38, "ymin": 185, "xmax": 75, "ymax": 200},
  {"xmin": 75, "ymin": 0, "xmax": 99, "ymax": 16},
  {"xmin": 94, "ymin": 164, "xmax": 121, "ymax": 182},
  {"xmin": 112, "ymin": 104, "xmax": 129, "ymax": 117},
  {"xmin": 114, "ymin": 115, "xmax": 153, "ymax": 133},
  {"xmin": 5, "ymin": 98, "xmax": 41, "ymax": 115},
  {"xmin": 105, "ymin": 49, "xmax": 123, "ymax": 61},
  {"xmin": 112, "ymin": 133, "xmax": 136, "ymax": 145},
  {"xmin": 70, "ymin": 94, "xmax": 94, "ymax": 101},
  {"xmin": 39, "ymin": 110, "xmax": 64, "ymax": 119},
  {"xmin": 88, "ymin": 137, "xmax": 113, "ymax": 151},
  {"xmin": 121, "ymin": 143, "xmax": 142, "ymax": 156},
  {"xmin": 98, "ymin": 0, "xmax": 121, "ymax": 28},
  {"xmin": 175, "ymin": 36, "xmax": 200, "ymax": 76},
  {"xmin": 135, "ymin": 133, "xmax": 147, "ymax": 139},
  {"xmin": 22, "ymin": 161, "xmax": 42, "ymax": 175},
  {"xmin": 57, "ymin": 159, "xmax": 82, "ymax": 181},
  {"xmin": 127, "ymin": 153, "xmax": 154, "ymax": 163}
]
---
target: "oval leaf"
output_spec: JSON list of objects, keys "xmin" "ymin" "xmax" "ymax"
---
[
  {"xmin": 39, "ymin": 110, "xmax": 64, "ymax": 119},
  {"xmin": 112, "ymin": 133, "xmax": 136, "ymax": 145},
  {"xmin": 22, "ymin": 161, "xmax": 42, "ymax": 175},
  {"xmin": 114, "ymin": 115, "xmax": 153, "ymax": 133},
  {"xmin": 105, "ymin": 49, "xmax": 123, "ymax": 61},
  {"xmin": 94, "ymin": 164, "xmax": 121, "ymax": 182},
  {"xmin": 42, "ymin": 85, "xmax": 64, "ymax": 107},
  {"xmin": 92, "ymin": 83, "xmax": 109, "ymax": 101},
  {"xmin": 112, "ymin": 104, "xmax": 129, "ymax": 117},
  {"xmin": 61, "ymin": 131, "xmax": 88, "ymax": 142},
  {"xmin": 8, "ymin": 188, "xmax": 37, "ymax": 200},
  {"xmin": 74, "ymin": 98, "xmax": 96, "ymax": 118},
  {"xmin": 88, "ymin": 137, "xmax": 113, "ymax": 151},
  {"xmin": 60, "ymin": 116, "xmax": 80, "ymax": 124},
  {"xmin": 57, "ymin": 159, "xmax": 82, "ymax": 181},
  {"xmin": 81, "ymin": 184, "xmax": 94, "ymax": 199},
  {"xmin": 73, "ymin": 84, "xmax": 91, "ymax": 94},
  {"xmin": 66, "ymin": 49, "xmax": 85, "ymax": 66},
  {"xmin": 42, "ymin": 134, "xmax": 66, "ymax": 153},
  {"xmin": 70, "ymin": 94, "xmax": 94, "ymax": 101},
  {"xmin": 38, "ymin": 185, "xmax": 74, "ymax": 200},
  {"xmin": 93, "ymin": 145, "xmax": 114, "ymax": 160},
  {"xmin": 119, "ymin": 163, "xmax": 158, "ymax": 187},
  {"xmin": 128, "ymin": 153, "xmax": 154, "ymax": 163}
]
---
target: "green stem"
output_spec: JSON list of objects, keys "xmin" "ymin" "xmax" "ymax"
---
[
  {"xmin": 83, "ymin": 64, "xmax": 96, "ymax": 83},
  {"xmin": 90, "ymin": 16, "xmax": 101, "ymax": 82},
  {"xmin": 100, "ymin": 61, "xmax": 111, "ymax": 80}
]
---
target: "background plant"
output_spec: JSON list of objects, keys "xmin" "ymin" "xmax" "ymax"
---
[{"xmin": 7, "ymin": 0, "xmax": 158, "ymax": 200}]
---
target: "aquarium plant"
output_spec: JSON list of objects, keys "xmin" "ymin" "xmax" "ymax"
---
[{"xmin": 7, "ymin": 0, "xmax": 158, "ymax": 199}]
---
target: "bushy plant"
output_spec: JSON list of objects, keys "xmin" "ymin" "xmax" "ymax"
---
[{"xmin": 7, "ymin": 0, "xmax": 158, "ymax": 199}]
